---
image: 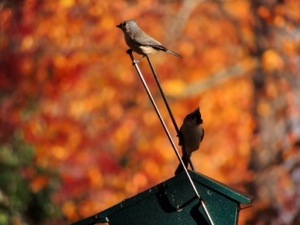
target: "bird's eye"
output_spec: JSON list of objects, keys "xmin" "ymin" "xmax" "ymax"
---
[{"xmin": 122, "ymin": 22, "xmax": 126, "ymax": 27}]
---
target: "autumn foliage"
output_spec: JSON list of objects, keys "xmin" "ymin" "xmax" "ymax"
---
[{"xmin": 1, "ymin": 0, "xmax": 300, "ymax": 224}]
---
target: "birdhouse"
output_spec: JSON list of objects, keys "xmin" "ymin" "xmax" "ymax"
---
[{"xmin": 72, "ymin": 170, "xmax": 252, "ymax": 225}]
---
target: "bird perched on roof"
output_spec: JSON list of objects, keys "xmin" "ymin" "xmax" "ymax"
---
[
  {"xmin": 116, "ymin": 20, "xmax": 181, "ymax": 58},
  {"xmin": 175, "ymin": 108, "xmax": 204, "ymax": 175}
]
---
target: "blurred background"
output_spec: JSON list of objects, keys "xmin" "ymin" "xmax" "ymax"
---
[{"xmin": 1, "ymin": 0, "xmax": 300, "ymax": 224}]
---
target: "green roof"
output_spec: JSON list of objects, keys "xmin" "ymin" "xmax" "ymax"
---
[
  {"xmin": 72, "ymin": 170, "xmax": 252, "ymax": 225},
  {"xmin": 187, "ymin": 171, "xmax": 252, "ymax": 204}
]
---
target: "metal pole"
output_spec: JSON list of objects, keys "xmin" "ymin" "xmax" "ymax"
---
[
  {"xmin": 126, "ymin": 50, "xmax": 200, "ymax": 199},
  {"xmin": 126, "ymin": 50, "xmax": 214, "ymax": 225}
]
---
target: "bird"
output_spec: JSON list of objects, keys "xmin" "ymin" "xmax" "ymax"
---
[
  {"xmin": 116, "ymin": 20, "xmax": 182, "ymax": 58},
  {"xmin": 175, "ymin": 108, "xmax": 204, "ymax": 175}
]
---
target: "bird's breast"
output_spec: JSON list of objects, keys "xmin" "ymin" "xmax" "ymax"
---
[
  {"xmin": 180, "ymin": 126, "xmax": 203, "ymax": 153},
  {"xmin": 139, "ymin": 46, "xmax": 157, "ymax": 55}
]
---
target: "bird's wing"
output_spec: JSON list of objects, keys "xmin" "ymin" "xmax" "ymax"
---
[
  {"xmin": 131, "ymin": 31, "xmax": 166, "ymax": 50},
  {"xmin": 150, "ymin": 44, "xmax": 168, "ymax": 51}
]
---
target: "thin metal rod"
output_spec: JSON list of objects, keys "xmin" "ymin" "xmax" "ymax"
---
[
  {"xmin": 126, "ymin": 50, "xmax": 200, "ymax": 199},
  {"xmin": 201, "ymin": 200, "xmax": 215, "ymax": 225},
  {"xmin": 127, "ymin": 51, "xmax": 214, "ymax": 225},
  {"xmin": 145, "ymin": 55, "xmax": 195, "ymax": 171}
]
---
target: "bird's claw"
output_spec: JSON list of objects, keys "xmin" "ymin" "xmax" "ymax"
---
[{"xmin": 126, "ymin": 49, "xmax": 133, "ymax": 54}]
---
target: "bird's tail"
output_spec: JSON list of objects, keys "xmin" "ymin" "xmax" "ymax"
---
[
  {"xmin": 166, "ymin": 49, "xmax": 182, "ymax": 58},
  {"xmin": 174, "ymin": 153, "xmax": 190, "ymax": 175}
]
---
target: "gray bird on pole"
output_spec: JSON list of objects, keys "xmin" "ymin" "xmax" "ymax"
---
[{"xmin": 116, "ymin": 20, "xmax": 182, "ymax": 58}]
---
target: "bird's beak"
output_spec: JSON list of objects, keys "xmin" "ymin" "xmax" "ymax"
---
[{"xmin": 116, "ymin": 24, "xmax": 121, "ymax": 28}]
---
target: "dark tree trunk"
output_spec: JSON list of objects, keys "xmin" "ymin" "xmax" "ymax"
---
[{"xmin": 247, "ymin": 1, "xmax": 300, "ymax": 224}]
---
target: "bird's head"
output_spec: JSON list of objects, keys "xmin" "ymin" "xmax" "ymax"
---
[
  {"xmin": 183, "ymin": 108, "xmax": 203, "ymax": 125},
  {"xmin": 116, "ymin": 20, "xmax": 138, "ymax": 33}
]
